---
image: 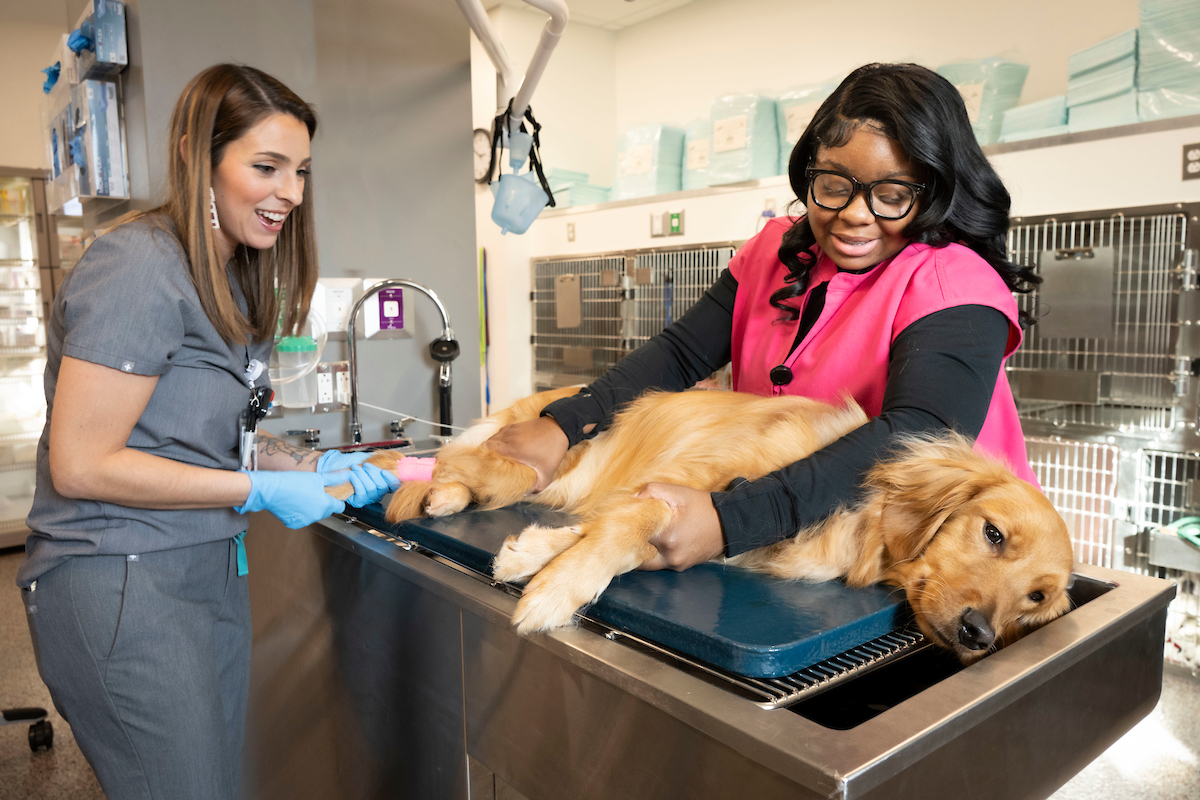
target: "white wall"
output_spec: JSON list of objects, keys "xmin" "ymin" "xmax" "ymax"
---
[
  {"xmin": 992, "ymin": 126, "xmax": 1200, "ymax": 217},
  {"xmin": 471, "ymin": 4, "xmax": 617, "ymax": 184},
  {"xmin": 0, "ymin": 21, "xmax": 73, "ymax": 169},
  {"xmin": 470, "ymin": 5, "xmax": 617, "ymax": 413},
  {"xmin": 612, "ymin": 0, "xmax": 1140, "ymax": 134}
]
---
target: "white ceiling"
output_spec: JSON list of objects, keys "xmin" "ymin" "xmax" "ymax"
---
[{"xmin": 486, "ymin": 0, "xmax": 697, "ymax": 31}]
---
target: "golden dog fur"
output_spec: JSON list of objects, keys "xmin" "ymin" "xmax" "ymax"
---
[{"xmin": 375, "ymin": 387, "xmax": 1075, "ymax": 664}]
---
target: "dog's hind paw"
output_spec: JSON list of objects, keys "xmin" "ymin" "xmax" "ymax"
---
[
  {"xmin": 492, "ymin": 525, "xmax": 583, "ymax": 583},
  {"xmin": 425, "ymin": 482, "xmax": 472, "ymax": 517}
]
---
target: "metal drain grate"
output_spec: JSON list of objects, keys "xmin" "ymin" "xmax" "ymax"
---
[{"xmin": 590, "ymin": 621, "xmax": 929, "ymax": 710}]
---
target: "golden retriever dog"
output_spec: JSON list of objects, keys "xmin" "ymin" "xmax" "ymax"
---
[{"xmin": 376, "ymin": 387, "xmax": 1075, "ymax": 665}]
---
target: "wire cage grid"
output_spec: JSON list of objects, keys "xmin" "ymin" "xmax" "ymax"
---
[
  {"xmin": 627, "ymin": 247, "xmax": 735, "ymax": 347},
  {"xmin": 1010, "ymin": 204, "xmax": 1200, "ymax": 671},
  {"xmin": 1133, "ymin": 448, "xmax": 1200, "ymax": 670},
  {"xmin": 1025, "ymin": 436, "xmax": 1123, "ymax": 569},
  {"xmin": 530, "ymin": 255, "xmax": 628, "ymax": 384},
  {"xmin": 1007, "ymin": 208, "xmax": 1193, "ymax": 431},
  {"xmin": 531, "ymin": 244, "xmax": 737, "ymax": 391}
]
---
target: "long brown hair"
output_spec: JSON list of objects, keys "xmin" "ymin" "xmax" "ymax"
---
[{"xmin": 142, "ymin": 64, "xmax": 319, "ymax": 343}]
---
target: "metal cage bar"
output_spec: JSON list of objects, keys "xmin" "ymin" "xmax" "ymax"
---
[
  {"xmin": 530, "ymin": 255, "xmax": 627, "ymax": 383},
  {"xmin": 629, "ymin": 248, "xmax": 734, "ymax": 347},
  {"xmin": 1007, "ymin": 210, "xmax": 1190, "ymax": 431},
  {"xmin": 1135, "ymin": 449, "xmax": 1200, "ymax": 669},
  {"xmin": 1026, "ymin": 437, "xmax": 1120, "ymax": 568},
  {"xmin": 532, "ymin": 246, "xmax": 735, "ymax": 389}
]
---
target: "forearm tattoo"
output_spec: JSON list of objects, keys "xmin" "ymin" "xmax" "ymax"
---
[{"xmin": 258, "ymin": 436, "xmax": 321, "ymax": 469}]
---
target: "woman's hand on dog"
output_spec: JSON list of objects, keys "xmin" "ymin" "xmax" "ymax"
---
[
  {"xmin": 484, "ymin": 417, "xmax": 570, "ymax": 492},
  {"xmin": 636, "ymin": 482, "xmax": 727, "ymax": 571}
]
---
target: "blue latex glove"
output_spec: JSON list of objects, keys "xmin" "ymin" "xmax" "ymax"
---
[
  {"xmin": 316, "ymin": 449, "xmax": 373, "ymax": 473},
  {"xmin": 236, "ymin": 470, "xmax": 345, "ymax": 529},
  {"xmin": 70, "ymin": 135, "xmax": 86, "ymax": 170},
  {"xmin": 67, "ymin": 22, "xmax": 94, "ymax": 54},
  {"xmin": 42, "ymin": 63, "xmax": 60, "ymax": 94},
  {"xmin": 321, "ymin": 464, "xmax": 400, "ymax": 508}
]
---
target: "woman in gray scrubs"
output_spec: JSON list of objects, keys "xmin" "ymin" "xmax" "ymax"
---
[{"xmin": 17, "ymin": 64, "xmax": 396, "ymax": 799}]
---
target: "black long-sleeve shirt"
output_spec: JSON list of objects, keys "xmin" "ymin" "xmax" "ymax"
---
[{"xmin": 541, "ymin": 267, "xmax": 1009, "ymax": 556}]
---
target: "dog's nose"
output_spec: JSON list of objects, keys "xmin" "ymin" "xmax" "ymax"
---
[{"xmin": 957, "ymin": 608, "xmax": 995, "ymax": 651}]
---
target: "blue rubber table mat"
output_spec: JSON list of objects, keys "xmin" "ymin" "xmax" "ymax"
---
[{"xmin": 350, "ymin": 503, "xmax": 908, "ymax": 679}]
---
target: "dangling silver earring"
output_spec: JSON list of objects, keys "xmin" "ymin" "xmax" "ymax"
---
[{"xmin": 209, "ymin": 187, "xmax": 220, "ymax": 230}]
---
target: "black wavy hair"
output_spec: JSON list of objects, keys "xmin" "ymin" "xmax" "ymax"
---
[{"xmin": 775, "ymin": 62, "xmax": 1039, "ymax": 326}]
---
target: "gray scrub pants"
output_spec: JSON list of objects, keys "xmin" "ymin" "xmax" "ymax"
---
[{"xmin": 21, "ymin": 537, "xmax": 250, "ymax": 800}]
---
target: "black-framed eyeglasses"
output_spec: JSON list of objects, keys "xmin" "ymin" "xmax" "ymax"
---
[{"xmin": 805, "ymin": 168, "xmax": 924, "ymax": 220}]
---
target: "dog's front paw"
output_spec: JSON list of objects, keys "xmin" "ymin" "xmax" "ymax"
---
[
  {"xmin": 424, "ymin": 482, "xmax": 472, "ymax": 517},
  {"xmin": 512, "ymin": 584, "xmax": 586, "ymax": 633},
  {"xmin": 510, "ymin": 563, "xmax": 607, "ymax": 634},
  {"xmin": 492, "ymin": 525, "xmax": 583, "ymax": 584},
  {"xmin": 492, "ymin": 535, "xmax": 530, "ymax": 583}
]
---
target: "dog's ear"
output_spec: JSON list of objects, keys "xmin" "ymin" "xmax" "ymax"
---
[{"xmin": 868, "ymin": 435, "xmax": 1001, "ymax": 564}]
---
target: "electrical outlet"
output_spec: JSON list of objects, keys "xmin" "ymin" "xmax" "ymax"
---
[
  {"xmin": 650, "ymin": 212, "xmax": 665, "ymax": 237},
  {"xmin": 335, "ymin": 367, "xmax": 350, "ymax": 405},
  {"xmin": 764, "ymin": 197, "xmax": 777, "ymax": 213},
  {"xmin": 1185, "ymin": 142, "xmax": 1200, "ymax": 181},
  {"xmin": 313, "ymin": 361, "xmax": 350, "ymax": 412},
  {"xmin": 567, "ymin": 222, "xmax": 576, "ymax": 241},
  {"xmin": 316, "ymin": 370, "xmax": 334, "ymax": 405}
]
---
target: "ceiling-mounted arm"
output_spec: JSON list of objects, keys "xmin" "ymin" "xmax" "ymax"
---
[
  {"xmin": 454, "ymin": 0, "xmax": 569, "ymax": 127},
  {"xmin": 508, "ymin": 0, "xmax": 568, "ymax": 126}
]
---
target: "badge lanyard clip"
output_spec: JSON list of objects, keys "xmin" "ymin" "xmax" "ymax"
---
[{"xmin": 238, "ymin": 386, "xmax": 273, "ymax": 471}]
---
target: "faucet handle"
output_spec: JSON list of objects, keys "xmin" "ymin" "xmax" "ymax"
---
[
  {"xmin": 285, "ymin": 428, "xmax": 321, "ymax": 449},
  {"xmin": 429, "ymin": 337, "xmax": 460, "ymax": 362},
  {"xmin": 390, "ymin": 417, "xmax": 415, "ymax": 438}
]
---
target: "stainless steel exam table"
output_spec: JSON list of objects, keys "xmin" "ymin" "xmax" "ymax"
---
[{"xmin": 242, "ymin": 502, "xmax": 1175, "ymax": 800}]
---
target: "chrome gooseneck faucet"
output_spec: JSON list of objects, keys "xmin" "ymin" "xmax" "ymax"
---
[{"xmin": 346, "ymin": 279, "xmax": 459, "ymax": 445}]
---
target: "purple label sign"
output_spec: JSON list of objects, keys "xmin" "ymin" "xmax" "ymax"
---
[{"xmin": 378, "ymin": 287, "xmax": 404, "ymax": 330}]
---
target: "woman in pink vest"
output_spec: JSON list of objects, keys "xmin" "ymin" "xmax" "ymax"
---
[{"xmin": 488, "ymin": 62, "xmax": 1041, "ymax": 570}]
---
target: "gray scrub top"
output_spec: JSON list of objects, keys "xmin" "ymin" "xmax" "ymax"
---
[{"xmin": 18, "ymin": 217, "xmax": 274, "ymax": 587}]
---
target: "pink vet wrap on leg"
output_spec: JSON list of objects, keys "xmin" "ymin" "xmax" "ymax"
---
[{"xmin": 394, "ymin": 457, "xmax": 436, "ymax": 482}]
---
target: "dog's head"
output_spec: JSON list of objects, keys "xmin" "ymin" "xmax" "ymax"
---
[{"xmin": 869, "ymin": 434, "xmax": 1075, "ymax": 664}]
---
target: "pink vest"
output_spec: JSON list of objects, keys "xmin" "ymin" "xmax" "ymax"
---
[{"xmin": 729, "ymin": 217, "xmax": 1037, "ymax": 486}]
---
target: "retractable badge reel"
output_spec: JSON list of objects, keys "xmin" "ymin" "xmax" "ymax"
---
[{"xmin": 239, "ymin": 386, "xmax": 274, "ymax": 471}]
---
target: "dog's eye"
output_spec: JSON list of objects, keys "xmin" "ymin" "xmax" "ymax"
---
[
  {"xmin": 984, "ymin": 522, "xmax": 1004, "ymax": 545},
  {"xmin": 1028, "ymin": 591, "xmax": 1045, "ymax": 603}
]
